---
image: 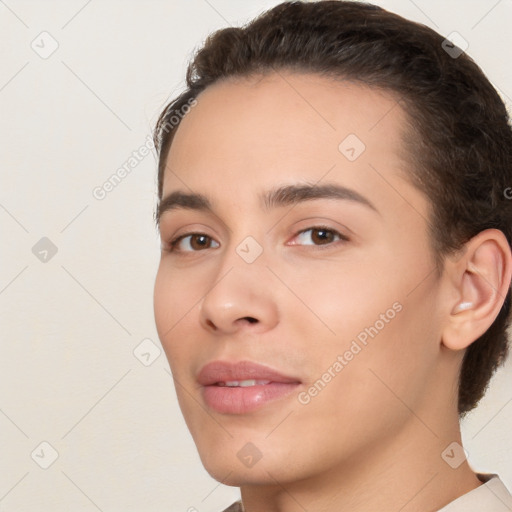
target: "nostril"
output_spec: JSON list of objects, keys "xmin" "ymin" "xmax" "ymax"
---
[{"xmin": 244, "ymin": 317, "xmax": 258, "ymax": 324}]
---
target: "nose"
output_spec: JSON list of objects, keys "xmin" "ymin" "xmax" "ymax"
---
[{"xmin": 199, "ymin": 258, "xmax": 279, "ymax": 336}]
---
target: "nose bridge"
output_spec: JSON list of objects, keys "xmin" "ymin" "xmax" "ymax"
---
[
  {"xmin": 208, "ymin": 231, "xmax": 269, "ymax": 305},
  {"xmin": 215, "ymin": 215, "xmax": 268, "ymax": 275},
  {"xmin": 199, "ymin": 230, "xmax": 278, "ymax": 333}
]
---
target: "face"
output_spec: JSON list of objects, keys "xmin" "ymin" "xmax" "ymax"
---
[{"xmin": 154, "ymin": 72, "xmax": 449, "ymax": 486}]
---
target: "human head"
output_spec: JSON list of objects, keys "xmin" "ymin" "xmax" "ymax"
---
[{"xmin": 153, "ymin": 0, "xmax": 512, "ymax": 418}]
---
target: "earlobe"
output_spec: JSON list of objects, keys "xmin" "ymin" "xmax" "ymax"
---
[{"xmin": 442, "ymin": 229, "xmax": 512, "ymax": 351}]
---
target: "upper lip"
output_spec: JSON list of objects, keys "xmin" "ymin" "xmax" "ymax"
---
[{"xmin": 197, "ymin": 360, "xmax": 301, "ymax": 386}]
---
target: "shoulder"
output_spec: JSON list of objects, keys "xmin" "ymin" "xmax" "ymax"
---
[
  {"xmin": 221, "ymin": 500, "xmax": 243, "ymax": 512},
  {"xmin": 438, "ymin": 473, "xmax": 512, "ymax": 511}
]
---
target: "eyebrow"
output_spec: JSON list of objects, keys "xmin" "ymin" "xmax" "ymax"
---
[{"xmin": 156, "ymin": 182, "xmax": 379, "ymax": 223}]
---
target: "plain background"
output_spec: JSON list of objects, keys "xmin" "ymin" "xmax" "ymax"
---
[{"xmin": 1, "ymin": 1, "xmax": 511, "ymax": 511}]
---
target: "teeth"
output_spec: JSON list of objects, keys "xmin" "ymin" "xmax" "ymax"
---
[{"xmin": 218, "ymin": 380, "xmax": 271, "ymax": 387}]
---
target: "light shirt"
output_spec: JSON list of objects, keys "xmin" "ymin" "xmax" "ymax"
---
[
  {"xmin": 438, "ymin": 473, "xmax": 512, "ymax": 511},
  {"xmin": 222, "ymin": 473, "xmax": 512, "ymax": 512}
]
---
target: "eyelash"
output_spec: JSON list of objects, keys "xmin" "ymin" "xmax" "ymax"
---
[{"xmin": 164, "ymin": 226, "xmax": 349, "ymax": 254}]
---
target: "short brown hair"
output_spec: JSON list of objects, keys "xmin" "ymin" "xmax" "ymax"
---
[{"xmin": 153, "ymin": 0, "xmax": 512, "ymax": 417}]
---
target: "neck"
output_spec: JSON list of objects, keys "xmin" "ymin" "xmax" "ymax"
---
[{"xmin": 239, "ymin": 410, "xmax": 482, "ymax": 512}]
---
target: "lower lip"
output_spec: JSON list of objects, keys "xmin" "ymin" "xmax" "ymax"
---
[{"xmin": 202, "ymin": 382, "xmax": 300, "ymax": 414}]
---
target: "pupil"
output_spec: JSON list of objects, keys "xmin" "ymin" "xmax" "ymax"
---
[
  {"xmin": 193, "ymin": 235, "xmax": 209, "ymax": 249},
  {"xmin": 314, "ymin": 229, "xmax": 332, "ymax": 244}
]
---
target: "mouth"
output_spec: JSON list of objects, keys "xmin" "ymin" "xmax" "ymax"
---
[
  {"xmin": 217, "ymin": 379, "xmax": 272, "ymax": 387},
  {"xmin": 197, "ymin": 361, "xmax": 301, "ymax": 414}
]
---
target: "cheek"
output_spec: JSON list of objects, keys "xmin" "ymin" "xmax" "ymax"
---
[
  {"xmin": 335, "ymin": 292, "xmax": 439, "ymax": 427},
  {"xmin": 153, "ymin": 266, "xmax": 176, "ymax": 343},
  {"xmin": 284, "ymin": 253, "xmax": 399, "ymax": 346},
  {"xmin": 153, "ymin": 263, "xmax": 200, "ymax": 367},
  {"xmin": 154, "ymin": 261, "xmax": 206, "ymax": 330},
  {"xmin": 287, "ymin": 245, "xmax": 440, "ymax": 397},
  {"xmin": 291, "ymin": 303, "xmax": 437, "ymax": 460},
  {"xmin": 302, "ymin": 237, "xmax": 435, "ymax": 342}
]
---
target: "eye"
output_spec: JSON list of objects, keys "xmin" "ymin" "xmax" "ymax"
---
[
  {"xmin": 163, "ymin": 226, "xmax": 348, "ymax": 254},
  {"xmin": 290, "ymin": 226, "xmax": 349, "ymax": 247},
  {"xmin": 166, "ymin": 233, "xmax": 220, "ymax": 253}
]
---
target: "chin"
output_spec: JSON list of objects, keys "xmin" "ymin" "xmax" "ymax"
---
[
  {"xmin": 196, "ymin": 440, "xmax": 309, "ymax": 487},
  {"xmin": 202, "ymin": 460, "xmax": 278, "ymax": 487}
]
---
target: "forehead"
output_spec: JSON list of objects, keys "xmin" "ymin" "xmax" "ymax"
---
[
  {"xmin": 161, "ymin": 71, "xmax": 426, "ymax": 221},
  {"xmin": 167, "ymin": 71, "xmax": 408, "ymax": 163}
]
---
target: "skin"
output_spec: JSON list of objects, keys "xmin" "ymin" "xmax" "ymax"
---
[{"xmin": 153, "ymin": 71, "xmax": 511, "ymax": 512}]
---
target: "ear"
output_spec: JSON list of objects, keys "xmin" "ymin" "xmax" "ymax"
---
[{"xmin": 442, "ymin": 229, "xmax": 512, "ymax": 351}]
